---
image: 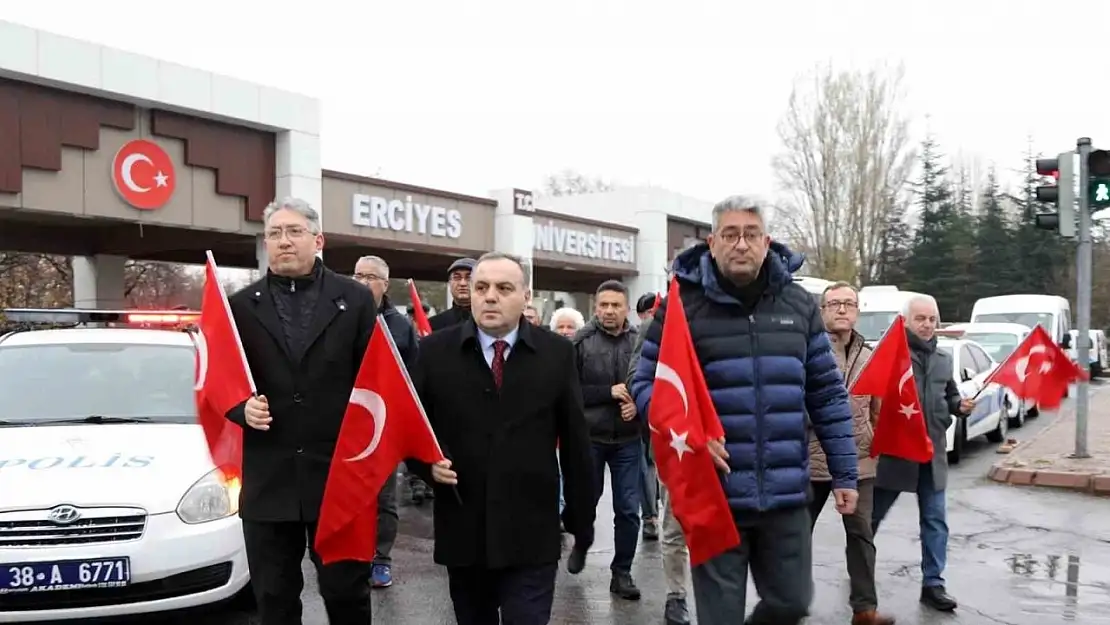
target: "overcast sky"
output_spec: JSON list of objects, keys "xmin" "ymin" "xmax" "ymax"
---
[{"xmin": 4, "ymin": 1, "xmax": 1103, "ymax": 206}]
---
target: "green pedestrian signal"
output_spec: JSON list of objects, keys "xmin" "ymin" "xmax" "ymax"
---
[{"xmin": 1090, "ymin": 179, "xmax": 1110, "ymax": 207}]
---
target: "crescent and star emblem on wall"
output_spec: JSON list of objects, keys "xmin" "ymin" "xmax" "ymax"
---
[
  {"xmin": 111, "ymin": 139, "xmax": 176, "ymax": 211},
  {"xmin": 654, "ymin": 361, "xmax": 694, "ymax": 461},
  {"xmin": 346, "ymin": 389, "xmax": 387, "ymax": 462},
  {"xmin": 1015, "ymin": 345, "xmax": 1052, "ymax": 382},
  {"xmin": 897, "ymin": 366, "xmax": 919, "ymax": 419}
]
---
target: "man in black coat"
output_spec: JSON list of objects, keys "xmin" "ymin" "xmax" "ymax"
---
[
  {"xmin": 225, "ymin": 198, "xmax": 378, "ymax": 625},
  {"xmin": 428, "ymin": 257, "xmax": 475, "ymax": 331},
  {"xmin": 407, "ymin": 251, "xmax": 595, "ymax": 625},
  {"xmin": 353, "ymin": 254, "xmax": 418, "ymax": 590}
]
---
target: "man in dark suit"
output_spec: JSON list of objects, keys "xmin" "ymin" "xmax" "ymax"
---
[
  {"xmin": 225, "ymin": 197, "xmax": 378, "ymax": 625},
  {"xmin": 428, "ymin": 257, "xmax": 475, "ymax": 331},
  {"xmin": 407, "ymin": 251, "xmax": 596, "ymax": 625}
]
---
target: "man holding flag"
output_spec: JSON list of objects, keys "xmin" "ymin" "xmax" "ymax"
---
[
  {"xmin": 870, "ymin": 294, "xmax": 974, "ymax": 613},
  {"xmin": 223, "ymin": 198, "xmax": 379, "ymax": 625},
  {"xmin": 353, "ymin": 254, "xmax": 419, "ymax": 589},
  {"xmin": 631, "ymin": 196, "xmax": 859, "ymax": 625}
]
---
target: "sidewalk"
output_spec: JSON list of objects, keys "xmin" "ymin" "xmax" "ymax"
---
[{"xmin": 988, "ymin": 390, "xmax": 1110, "ymax": 495}]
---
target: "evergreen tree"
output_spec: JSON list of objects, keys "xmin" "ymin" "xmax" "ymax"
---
[
  {"xmin": 972, "ymin": 168, "xmax": 1017, "ymax": 296},
  {"xmin": 874, "ymin": 193, "xmax": 913, "ymax": 285}
]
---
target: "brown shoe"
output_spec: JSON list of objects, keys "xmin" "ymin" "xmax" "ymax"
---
[{"xmin": 852, "ymin": 610, "xmax": 895, "ymax": 625}]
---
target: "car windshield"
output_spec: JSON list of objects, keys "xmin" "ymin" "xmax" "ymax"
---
[
  {"xmin": 857, "ymin": 311, "xmax": 899, "ymax": 342},
  {"xmin": 974, "ymin": 313, "xmax": 1054, "ymax": 334},
  {"xmin": 964, "ymin": 333, "xmax": 1021, "ymax": 361},
  {"xmin": 0, "ymin": 343, "xmax": 195, "ymax": 425}
]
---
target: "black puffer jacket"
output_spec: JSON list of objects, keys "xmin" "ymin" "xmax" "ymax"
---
[{"xmin": 573, "ymin": 319, "xmax": 639, "ymax": 444}]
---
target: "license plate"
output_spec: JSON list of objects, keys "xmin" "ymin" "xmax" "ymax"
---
[{"xmin": 0, "ymin": 557, "xmax": 130, "ymax": 594}]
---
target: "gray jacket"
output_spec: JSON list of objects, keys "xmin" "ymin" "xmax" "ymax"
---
[{"xmin": 875, "ymin": 330, "xmax": 965, "ymax": 492}]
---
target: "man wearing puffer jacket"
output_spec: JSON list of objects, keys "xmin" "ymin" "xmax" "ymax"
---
[
  {"xmin": 808, "ymin": 281, "xmax": 894, "ymax": 625},
  {"xmin": 630, "ymin": 196, "xmax": 859, "ymax": 625}
]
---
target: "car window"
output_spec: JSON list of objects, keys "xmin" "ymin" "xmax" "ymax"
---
[
  {"xmin": 966, "ymin": 344, "xmax": 992, "ymax": 371},
  {"xmin": 974, "ymin": 312, "xmax": 1054, "ymax": 335},
  {"xmin": 856, "ymin": 311, "xmax": 899, "ymax": 342},
  {"xmin": 0, "ymin": 343, "xmax": 196, "ymax": 424},
  {"xmin": 957, "ymin": 346, "xmax": 974, "ymax": 374},
  {"xmin": 964, "ymin": 332, "xmax": 1019, "ymax": 362}
]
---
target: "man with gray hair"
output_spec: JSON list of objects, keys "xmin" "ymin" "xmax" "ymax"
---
[
  {"xmin": 870, "ymin": 293, "xmax": 975, "ymax": 613},
  {"xmin": 226, "ymin": 197, "xmax": 378, "ymax": 624},
  {"xmin": 352, "ymin": 255, "xmax": 418, "ymax": 590},
  {"xmin": 630, "ymin": 195, "xmax": 859, "ymax": 624}
]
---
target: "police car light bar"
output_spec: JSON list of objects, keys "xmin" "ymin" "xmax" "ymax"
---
[
  {"xmin": 1, "ymin": 308, "xmax": 200, "ymax": 326},
  {"xmin": 934, "ymin": 328, "xmax": 966, "ymax": 338}
]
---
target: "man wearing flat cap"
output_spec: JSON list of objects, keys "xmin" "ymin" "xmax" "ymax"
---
[{"xmin": 429, "ymin": 257, "xmax": 476, "ymax": 332}]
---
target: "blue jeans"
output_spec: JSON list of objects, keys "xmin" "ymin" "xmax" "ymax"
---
[
  {"xmin": 590, "ymin": 439, "xmax": 642, "ymax": 573},
  {"xmin": 871, "ymin": 465, "xmax": 948, "ymax": 588}
]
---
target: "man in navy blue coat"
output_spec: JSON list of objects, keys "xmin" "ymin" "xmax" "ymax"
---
[{"xmin": 630, "ymin": 195, "xmax": 859, "ymax": 625}]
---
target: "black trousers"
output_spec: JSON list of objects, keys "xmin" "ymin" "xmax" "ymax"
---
[
  {"xmin": 242, "ymin": 520, "xmax": 373, "ymax": 625},
  {"xmin": 808, "ymin": 478, "xmax": 879, "ymax": 613},
  {"xmin": 446, "ymin": 563, "xmax": 558, "ymax": 625}
]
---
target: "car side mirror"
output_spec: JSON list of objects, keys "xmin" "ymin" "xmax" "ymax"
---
[
  {"xmin": 1061, "ymin": 335, "xmax": 1073, "ymax": 349},
  {"xmin": 961, "ymin": 367, "xmax": 974, "ymax": 382}
]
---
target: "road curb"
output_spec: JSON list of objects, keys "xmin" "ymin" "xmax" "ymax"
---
[{"xmin": 988, "ymin": 392, "xmax": 1110, "ymax": 496}]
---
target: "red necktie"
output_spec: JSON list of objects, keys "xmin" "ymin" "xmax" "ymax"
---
[{"xmin": 491, "ymin": 340, "xmax": 508, "ymax": 389}]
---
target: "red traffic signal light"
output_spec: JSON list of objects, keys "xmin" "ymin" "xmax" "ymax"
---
[
  {"xmin": 1089, "ymin": 150, "xmax": 1110, "ymax": 177},
  {"xmin": 1036, "ymin": 158, "xmax": 1060, "ymax": 178}
]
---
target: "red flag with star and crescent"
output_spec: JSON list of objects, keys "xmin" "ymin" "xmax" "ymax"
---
[
  {"xmin": 194, "ymin": 250, "xmax": 255, "ymax": 476},
  {"xmin": 315, "ymin": 316, "xmax": 445, "ymax": 565},
  {"xmin": 849, "ymin": 315, "xmax": 933, "ymax": 463},
  {"xmin": 981, "ymin": 325, "xmax": 1086, "ymax": 409},
  {"xmin": 648, "ymin": 279, "xmax": 740, "ymax": 566}
]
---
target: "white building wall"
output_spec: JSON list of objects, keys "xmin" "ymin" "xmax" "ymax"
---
[{"xmin": 535, "ymin": 187, "xmax": 714, "ymax": 301}]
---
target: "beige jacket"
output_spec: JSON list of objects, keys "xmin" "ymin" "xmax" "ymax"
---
[{"xmin": 809, "ymin": 330, "xmax": 880, "ymax": 481}]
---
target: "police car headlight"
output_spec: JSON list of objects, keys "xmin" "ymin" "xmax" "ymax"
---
[{"xmin": 176, "ymin": 467, "xmax": 241, "ymax": 524}]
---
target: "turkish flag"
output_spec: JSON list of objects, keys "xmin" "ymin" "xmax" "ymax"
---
[
  {"xmin": 408, "ymin": 279, "xmax": 433, "ymax": 337},
  {"xmin": 982, "ymin": 325, "xmax": 1086, "ymax": 410},
  {"xmin": 849, "ymin": 315, "xmax": 933, "ymax": 463},
  {"xmin": 193, "ymin": 250, "xmax": 255, "ymax": 475},
  {"xmin": 315, "ymin": 315, "xmax": 446, "ymax": 565},
  {"xmin": 648, "ymin": 279, "xmax": 740, "ymax": 566}
]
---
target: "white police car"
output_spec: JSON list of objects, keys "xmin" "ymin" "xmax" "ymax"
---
[{"xmin": 0, "ymin": 309, "xmax": 249, "ymax": 622}]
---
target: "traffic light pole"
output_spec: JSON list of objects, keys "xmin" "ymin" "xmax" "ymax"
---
[{"xmin": 1074, "ymin": 137, "xmax": 1092, "ymax": 459}]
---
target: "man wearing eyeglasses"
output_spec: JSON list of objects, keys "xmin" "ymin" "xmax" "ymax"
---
[
  {"xmin": 353, "ymin": 255, "xmax": 419, "ymax": 591},
  {"xmin": 226, "ymin": 198, "xmax": 378, "ymax": 624},
  {"xmin": 428, "ymin": 258, "xmax": 476, "ymax": 331},
  {"xmin": 630, "ymin": 195, "xmax": 858, "ymax": 625},
  {"xmin": 809, "ymin": 282, "xmax": 893, "ymax": 625}
]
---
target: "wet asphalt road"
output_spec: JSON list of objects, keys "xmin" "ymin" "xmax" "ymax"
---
[{"xmin": 102, "ymin": 385, "xmax": 1110, "ymax": 624}]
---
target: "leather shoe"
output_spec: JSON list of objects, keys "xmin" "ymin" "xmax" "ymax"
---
[
  {"xmin": 852, "ymin": 609, "xmax": 896, "ymax": 625},
  {"xmin": 566, "ymin": 545, "xmax": 587, "ymax": 574},
  {"xmin": 920, "ymin": 586, "xmax": 957, "ymax": 611}
]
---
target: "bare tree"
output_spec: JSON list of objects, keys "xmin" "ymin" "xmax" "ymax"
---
[
  {"xmin": 772, "ymin": 64, "xmax": 916, "ymax": 283},
  {"xmin": 542, "ymin": 169, "xmax": 613, "ymax": 196}
]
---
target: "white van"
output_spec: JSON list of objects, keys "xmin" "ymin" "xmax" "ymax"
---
[
  {"xmin": 857, "ymin": 286, "xmax": 928, "ymax": 346},
  {"xmin": 970, "ymin": 294, "xmax": 1071, "ymax": 347},
  {"xmin": 792, "ymin": 276, "xmax": 835, "ymax": 306},
  {"xmin": 1067, "ymin": 329, "xmax": 1109, "ymax": 377}
]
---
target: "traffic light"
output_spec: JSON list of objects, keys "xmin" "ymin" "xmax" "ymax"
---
[
  {"xmin": 1088, "ymin": 149, "xmax": 1110, "ymax": 208},
  {"xmin": 1034, "ymin": 151, "xmax": 1076, "ymax": 238}
]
